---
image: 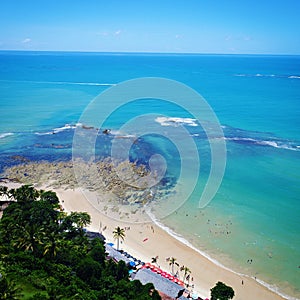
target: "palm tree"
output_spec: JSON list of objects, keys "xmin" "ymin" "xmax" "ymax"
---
[
  {"xmin": 113, "ymin": 226, "xmax": 125, "ymax": 250},
  {"xmin": 168, "ymin": 257, "xmax": 179, "ymax": 275},
  {"xmin": 180, "ymin": 266, "xmax": 191, "ymax": 282},
  {"xmin": 42, "ymin": 230, "xmax": 64, "ymax": 259},
  {"xmin": 10, "ymin": 185, "xmax": 40, "ymax": 204},
  {"xmin": 151, "ymin": 255, "xmax": 159, "ymax": 267},
  {"xmin": 0, "ymin": 276, "xmax": 22, "ymax": 299},
  {"xmin": 13, "ymin": 223, "xmax": 43, "ymax": 255}
]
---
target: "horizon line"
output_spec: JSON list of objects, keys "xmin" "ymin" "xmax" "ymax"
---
[{"xmin": 0, "ymin": 49, "xmax": 299, "ymax": 56}]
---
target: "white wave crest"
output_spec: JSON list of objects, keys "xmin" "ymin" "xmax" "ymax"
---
[
  {"xmin": 226, "ymin": 137, "xmax": 299, "ymax": 151},
  {"xmin": 234, "ymin": 74, "xmax": 300, "ymax": 80},
  {"xmin": 35, "ymin": 123, "xmax": 82, "ymax": 135},
  {"xmin": 0, "ymin": 132, "xmax": 13, "ymax": 139},
  {"xmin": 155, "ymin": 116, "xmax": 198, "ymax": 127}
]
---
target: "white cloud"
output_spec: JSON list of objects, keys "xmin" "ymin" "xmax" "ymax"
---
[
  {"xmin": 114, "ymin": 30, "xmax": 121, "ymax": 36},
  {"xmin": 22, "ymin": 38, "xmax": 31, "ymax": 44}
]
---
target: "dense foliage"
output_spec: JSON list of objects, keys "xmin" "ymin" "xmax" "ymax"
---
[
  {"xmin": 0, "ymin": 185, "xmax": 161, "ymax": 300},
  {"xmin": 210, "ymin": 281, "xmax": 235, "ymax": 300}
]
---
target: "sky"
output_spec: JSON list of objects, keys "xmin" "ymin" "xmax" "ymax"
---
[{"xmin": 0, "ymin": 0, "xmax": 300, "ymax": 54}]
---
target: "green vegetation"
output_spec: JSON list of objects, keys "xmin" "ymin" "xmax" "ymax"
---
[
  {"xmin": 211, "ymin": 281, "xmax": 235, "ymax": 300},
  {"xmin": 0, "ymin": 185, "xmax": 161, "ymax": 300},
  {"xmin": 112, "ymin": 227, "xmax": 125, "ymax": 251},
  {"xmin": 168, "ymin": 257, "xmax": 179, "ymax": 275}
]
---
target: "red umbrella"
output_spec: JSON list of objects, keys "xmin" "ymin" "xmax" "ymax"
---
[
  {"xmin": 144, "ymin": 263, "xmax": 151, "ymax": 268},
  {"xmin": 178, "ymin": 280, "xmax": 185, "ymax": 287}
]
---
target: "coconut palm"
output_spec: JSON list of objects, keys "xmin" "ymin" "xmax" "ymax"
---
[
  {"xmin": 0, "ymin": 276, "xmax": 22, "ymax": 299},
  {"xmin": 168, "ymin": 257, "xmax": 179, "ymax": 275},
  {"xmin": 13, "ymin": 223, "xmax": 43, "ymax": 255},
  {"xmin": 151, "ymin": 255, "xmax": 159, "ymax": 267},
  {"xmin": 113, "ymin": 226, "xmax": 125, "ymax": 250},
  {"xmin": 180, "ymin": 266, "xmax": 191, "ymax": 282}
]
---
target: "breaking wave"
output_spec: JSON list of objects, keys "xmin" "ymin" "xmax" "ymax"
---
[
  {"xmin": 225, "ymin": 137, "xmax": 300, "ymax": 151},
  {"xmin": 155, "ymin": 117, "xmax": 198, "ymax": 127},
  {"xmin": 234, "ymin": 74, "xmax": 300, "ymax": 80},
  {"xmin": 0, "ymin": 132, "xmax": 13, "ymax": 139},
  {"xmin": 35, "ymin": 124, "xmax": 82, "ymax": 135}
]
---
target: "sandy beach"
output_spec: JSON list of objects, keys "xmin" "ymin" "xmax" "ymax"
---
[{"xmin": 52, "ymin": 187, "xmax": 285, "ymax": 300}]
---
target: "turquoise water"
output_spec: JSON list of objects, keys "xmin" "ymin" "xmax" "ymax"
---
[{"xmin": 0, "ymin": 51, "xmax": 299, "ymax": 298}]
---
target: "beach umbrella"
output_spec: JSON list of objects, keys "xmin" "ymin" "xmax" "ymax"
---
[
  {"xmin": 178, "ymin": 281, "xmax": 185, "ymax": 287},
  {"xmin": 171, "ymin": 277, "xmax": 177, "ymax": 283},
  {"xmin": 107, "ymin": 242, "xmax": 114, "ymax": 247},
  {"xmin": 129, "ymin": 261, "xmax": 135, "ymax": 267},
  {"xmin": 152, "ymin": 266, "xmax": 159, "ymax": 272},
  {"xmin": 144, "ymin": 263, "xmax": 151, "ymax": 268}
]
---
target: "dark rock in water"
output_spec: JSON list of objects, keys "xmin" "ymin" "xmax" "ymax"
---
[
  {"xmin": 102, "ymin": 129, "xmax": 111, "ymax": 135},
  {"xmin": 11, "ymin": 155, "xmax": 30, "ymax": 162},
  {"xmin": 82, "ymin": 125, "xmax": 97, "ymax": 130}
]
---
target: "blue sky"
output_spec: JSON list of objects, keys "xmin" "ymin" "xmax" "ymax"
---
[{"xmin": 0, "ymin": 0, "xmax": 299, "ymax": 54}]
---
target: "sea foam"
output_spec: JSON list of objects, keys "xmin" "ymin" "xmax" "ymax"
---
[
  {"xmin": 0, "ymin": 132, "xmax": 13, "ymax": 139},
  {"xmin": 155, "ymin": 117, "xmax": 198, "ymax": 127}
]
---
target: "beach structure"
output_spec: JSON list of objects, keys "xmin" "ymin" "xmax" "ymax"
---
[
  {"xmin": 105, "ymin": 244, "xmax": 132, "ymax": 265},
  {"xmin": 85, "ymin": 230, "xmax": 106, "ymax": 241},
  {"xmin": 134, "ymin": 268, "xmax": 189, "ymax": 299}
]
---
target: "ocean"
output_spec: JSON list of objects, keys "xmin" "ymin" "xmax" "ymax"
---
[{"xmin": 0, "ymin": 51, "xmax": 299, "ymax": 299}]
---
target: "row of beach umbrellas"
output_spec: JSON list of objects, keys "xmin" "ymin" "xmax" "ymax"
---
[
  {"xmin": 119, "ymin": 249, "xmax": 145, "ymax": 267},
  {"xmin": 142, "ymin": 263, "xmax": 185, "ymax": 287}
]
